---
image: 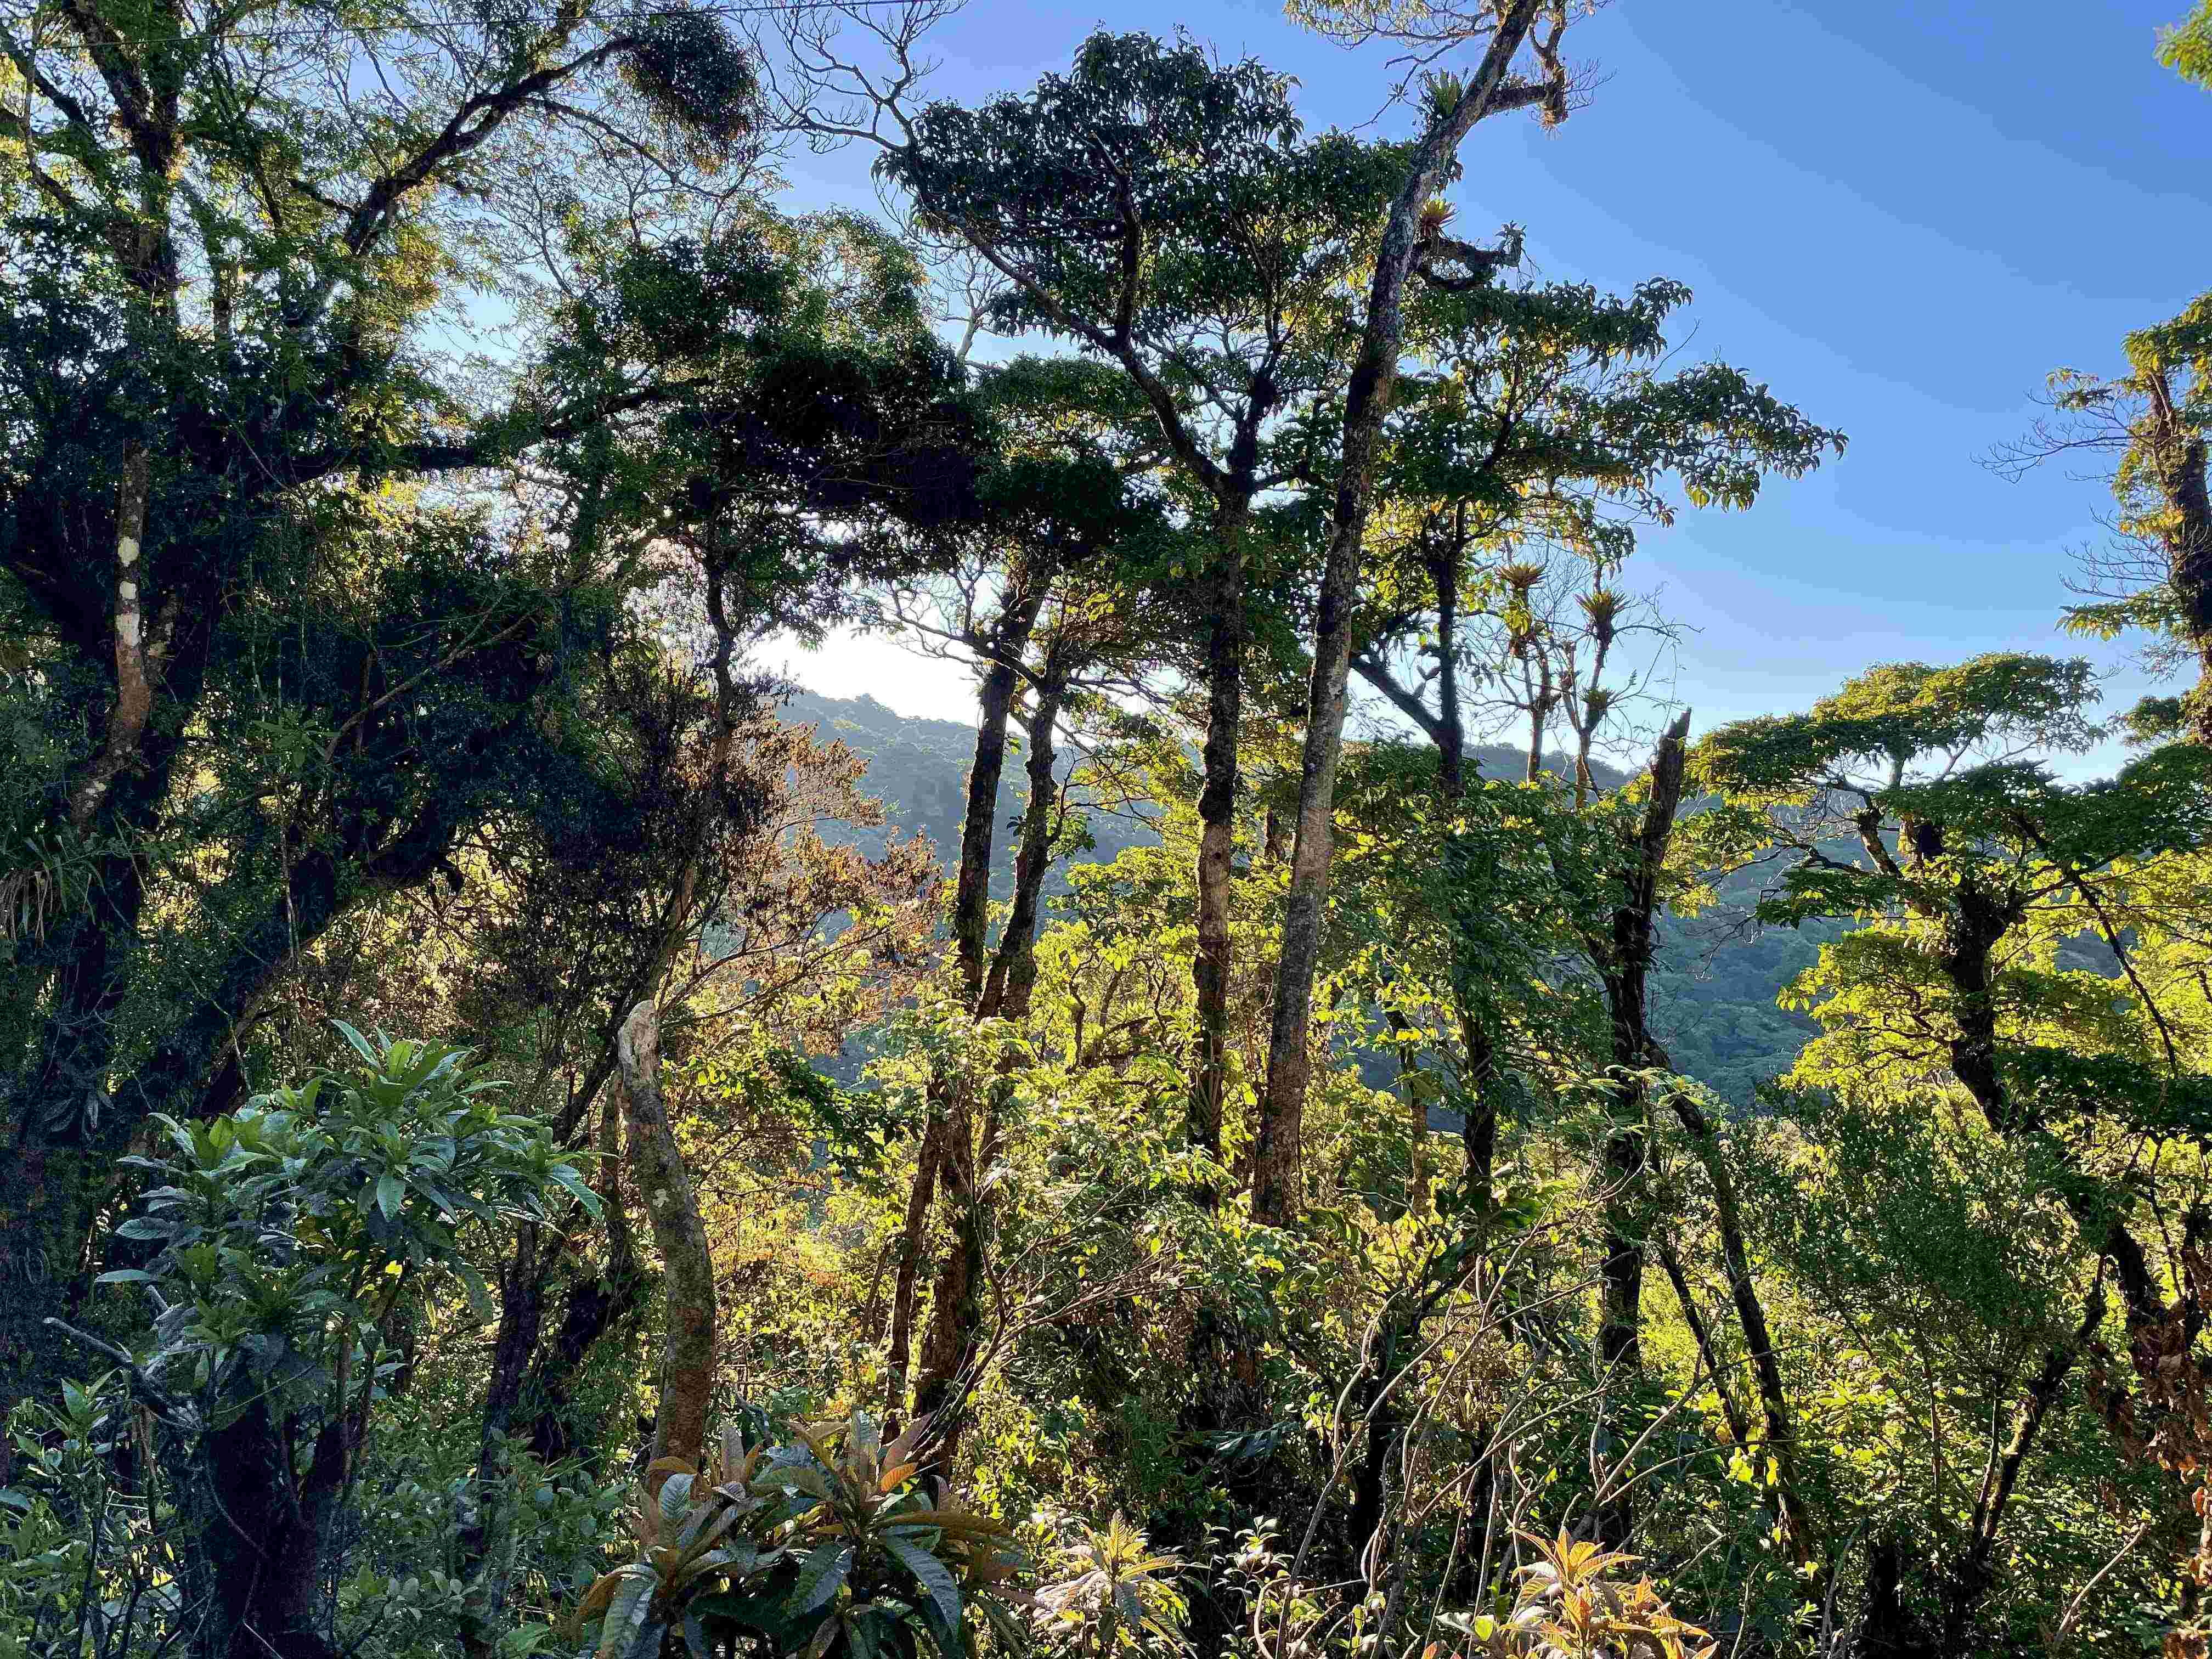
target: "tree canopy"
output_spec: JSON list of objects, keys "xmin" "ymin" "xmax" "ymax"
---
[{"xmin": 5, "ymin": 4, "xmax": 2212, "ymax": 1659}]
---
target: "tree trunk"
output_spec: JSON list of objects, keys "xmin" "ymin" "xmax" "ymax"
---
[
  {"xmin": 1455, "ymin": 1006, "xmax": 1499, "ymax": 1201},
  {"xmin": 522, "ymin": 1251, "xmax": 648, "ymax": 1466},
  {"xmin": 68, "ymin": 445, "xmax": 158, "ymax": 832},
  {"xmin": 526, "ymin": 1085, "xmax": 649, "ymax": 1464},
  {"xmin": 1590, "ymin": 712, "xmax": 1692, "ymax": 1547},
  {"xmin": 1190, "ymin": 507, "xmax": 1250, "ymax": 1181},
  {"xmin": 1938, "ymin": 884, "xmax": 2021, "ymax": 1133},
  {"xmin": 884, "ymin": 1113, "xmax": 946, "ymax": 1421},
  {"xmin": 1667, "ymin": 1093, "xmax": 1821, "ymax": 1579},
  {"xmin": 456, "ymin": 1102, "xmax": 647, "ymax": 1652},
  {"xmin": 1854, "ymin": 1532, "xmax": 1934, "ymax": 1658},
  {"xmin": 1347, "ymin": 1341, "xmax": 1409, "ymax": 1583},
  {"xmin": 888, "ymin": 602, "xmax": 1047, "ymax": 1425},
  {"xmin": 616, "ymin": 1002, "xmax": 714, "ymax": 1474},
  {"xmin": 201, "ymin": 1402, "xmax": 347, "ymax": 1659},
  {"xmin": 983, "ymin": 675, "xmax": 1067, "ymax": 1020},
  {"xmin": 952, "ymin": 585, "xmax": 1047, "ymax": 1002},
  {"xmin": 1254, "ymin": 517, "xmax": 1359, "ymax": 1227},
  {"xmin": 1433, "ymin": 546, "xmax": 1468, "ymax": 804},
  {"xmin": 458, "ymin": 1226, "xmax": 549, "ymax": 1658},
  {"xmin": 1256, "ymin": 14, "xmax": 1542, "ymax": 1226},
  {"xmin": 1595, "ymin": 1118, "xmax": 1649, "ymax": 1400},
  {"xmin": 912, "ymin": 1093, "xmax": 981, "ymax": 1444},
  {"xmin": 913, "ymin": 676, "xmax": 1069, "ymax": 1452}
]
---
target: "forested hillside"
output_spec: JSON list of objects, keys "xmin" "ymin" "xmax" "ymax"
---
[
  {"xmin": 785, "ymin": 690, "xmax": 1164, "ymax": 893},
  {"xmin": 789, "ymin": 689, "xmax": 1826, "ymax": 1103},
  {"xmin": 5, "ymin": 2, "xmax": 2211, "ymax": 1658}
]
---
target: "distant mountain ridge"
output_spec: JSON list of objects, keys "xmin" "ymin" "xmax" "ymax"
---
[
  {"xmin": 782, "ymin": 689, "xmax": 1825, "ymax": 1102},
  {"xmin": 782, "ymin": 688, "xmax": 1160, "ymax": 896}
]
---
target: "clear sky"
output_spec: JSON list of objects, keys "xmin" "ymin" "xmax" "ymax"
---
[{"xmin": 763, "ymin": 0, "xmax": 2212, "ymax": 759}]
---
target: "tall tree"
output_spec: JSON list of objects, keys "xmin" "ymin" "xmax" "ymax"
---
[
  {"xmin": 0, "ymin": 122, "xmax": 986, "ymax": 1413},
  {"xmin": 1257, "ymin": 0, "xmax": 1572, "ymax": 1226},
  {"xmin": 1689, "ymin": 653, "xmax": 2212, "ymax": 1642},
  {"xmin": 1338, "ymin": 275, "xmax": 1840, "ymax": 1197},
  {"xmin": 1997, "ymin": 313, "xmax": 2212, "ymax": 746},
  {"xmin": 1581, "ymin": 712, "xmax": 1690, "ymax": 1546},
  {"xmin": 874, "ymin": 32, "xmax": 1425, "ymax": 1166},
  {"xmin": 1993, "ymin": 16, "xmax": 2211, "ymax": 743},
  {"xmin": 860, "ymin": 356, "xmax": 1170, "ymax": 1438}
]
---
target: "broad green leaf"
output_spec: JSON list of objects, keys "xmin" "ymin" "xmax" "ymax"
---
[
  {"xmin": 331, "ymin": 1019, "xmax": 381, "ymax": 1069},
  {"xmin": 879, "ymin": 1533, "xmax": 960, "ymax": 1651},
  {"xmin": 659, "ymin": 1471, "xmax": 696, "ymax": 1525},
  {"xmin": 787, "ymin": 1542, "xmax": 853, "ymax": 1616}
]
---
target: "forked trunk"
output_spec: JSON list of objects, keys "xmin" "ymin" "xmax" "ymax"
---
[{"xmin": 916, "ymin": 674, "xmax": 1070, "ymax": 1454}]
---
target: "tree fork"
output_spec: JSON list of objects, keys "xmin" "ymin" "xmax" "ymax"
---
[{"xmin": 887, "ymin": 596, "xmax": 1047, "ymax": 1424}]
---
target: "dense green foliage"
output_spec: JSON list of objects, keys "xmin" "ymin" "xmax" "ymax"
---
[{"xmin": 5, "ymin": 3, "xmax": 2212, "ymax": 1658}]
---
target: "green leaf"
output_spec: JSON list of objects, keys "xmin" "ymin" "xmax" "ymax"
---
[
  {"xmin": 879, "ymin": 1533, "xmax": 960, "ymax": 1653},
  {"xmin": 597, "ymin": 1572, "xmax": 655, "ymax": 1659},
  {"xmin": 331, "ymin": 1019, "xmax": 382, "ymax": 1069},
  {"xmin": 376, "ymin": 1175, "xmax": 405, "ymax": 1220},
  {"xmin": 554, "ymin": 1167, "xmax": 605, "ymax": 1218},
  {"xmin": 659, "ymin": 1471, "xmax": 695, "ymax": 1525},
  {"xmin": 787, "ymin": 1542, "xmax": 853, "ymax": 1616}
]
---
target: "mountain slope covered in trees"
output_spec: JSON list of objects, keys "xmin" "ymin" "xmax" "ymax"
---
[{"xmin": 788, "ymin": 687, "xmax": 1826, "ymax": 1102}]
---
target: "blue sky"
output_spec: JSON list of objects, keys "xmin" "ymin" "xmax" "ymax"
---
[{"xmin": 765, "ymin": 0, "xmax": 2211, "ymax": 758}]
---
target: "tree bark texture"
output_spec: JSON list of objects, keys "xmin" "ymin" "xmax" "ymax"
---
[{"xmin": 617, "ymin": 1001, "xmax": 714, "ymax": 1474}]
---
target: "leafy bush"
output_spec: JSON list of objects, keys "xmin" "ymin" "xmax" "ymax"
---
[
  {"xmin": 1032, "ymin": 1513, "xmax": 1188, "ymax": 1659},
  {"xmin": 13, "ymin": 1029, "xmax": 597, "ymax": 1657},
  {"xmin": 1449, "ymin": 1533, "xmax": 1716, "ymax": 1659},
  {"xmin": 566, "ymin": 1414, "xmax": 1024, "ymax": 1659}
]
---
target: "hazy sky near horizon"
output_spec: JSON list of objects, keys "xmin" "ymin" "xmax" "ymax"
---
[{"xmin": 761, "ymin": 0, "xmax": 2211, "ymax": 763}]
